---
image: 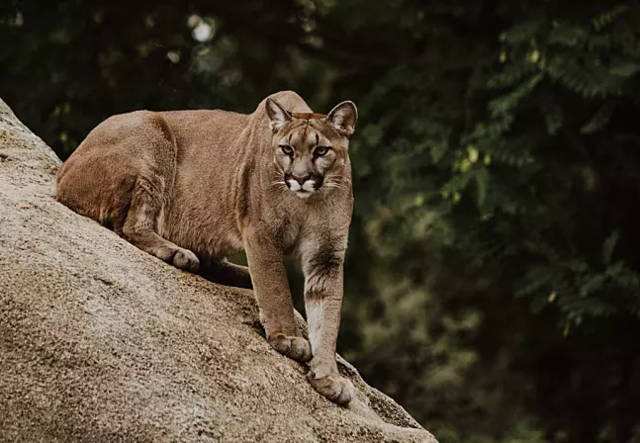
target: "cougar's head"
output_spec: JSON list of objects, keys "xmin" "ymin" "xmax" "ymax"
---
[{"xmin": 266, "ymin": 98, "xmax": 357, "ymax": 199}]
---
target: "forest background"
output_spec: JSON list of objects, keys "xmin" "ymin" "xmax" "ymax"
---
[{"xmin": 2, "ymin": 1, "xmax": 639, "ymax": 442}]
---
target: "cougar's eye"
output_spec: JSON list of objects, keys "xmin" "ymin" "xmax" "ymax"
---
[
  {"xmin": 314, "ymin": 146, "xmax": 331, "ymax": 157},
  {"xmin": 279, "ymin": 144, "xmax": 294, "ymax": 156}
]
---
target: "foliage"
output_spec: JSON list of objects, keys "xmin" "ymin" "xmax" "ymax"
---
[{"xmin": 2, "ymin": 1, "xmax": 640, "ymax": 441}]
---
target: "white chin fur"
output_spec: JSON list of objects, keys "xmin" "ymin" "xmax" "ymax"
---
[
  {"xmin": 296, "ymin": 191, "xmax": 312, "ymax": 199},
  {"xmin": 287, "ymin": 179, "xmax": 302, "ymax": 191},
  {"xmin": 302, "ymin": 181, "xmax": 316, "ymax": 192}
]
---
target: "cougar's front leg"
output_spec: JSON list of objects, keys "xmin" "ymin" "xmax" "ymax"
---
[
  {"xmin": 302, "ymin": 244, "xmax": 353, "ymax": 405},
  {"xmin": 244, "ymin": 229, "xmax": 311, "ymax": 363}
]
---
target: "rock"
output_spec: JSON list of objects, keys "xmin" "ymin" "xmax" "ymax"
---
[{"xmin": 0, "ymin": 98, "xmax": 436, "ymax": 442}]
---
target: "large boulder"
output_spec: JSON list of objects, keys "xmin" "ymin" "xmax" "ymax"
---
[{"xmin": 0, "ymin": 98, "xmax": 436, "ymax": 442}]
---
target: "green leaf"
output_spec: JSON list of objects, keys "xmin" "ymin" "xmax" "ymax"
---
[
  {"xmin": 609, "ymin": 62, "xmax": 640, "ymax": 77},
  {"xmin": 602, "ymin": 231, "xmax": 619, "ymax": 264}
]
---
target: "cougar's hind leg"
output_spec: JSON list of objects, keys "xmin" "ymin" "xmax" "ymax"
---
[
  {"xmin": 122, "ymin": 176, "xmax": 199, "ymax": 271},
  {"xmin": 118, "ymin": 113, "xmax": 199, "ymax": 272}
]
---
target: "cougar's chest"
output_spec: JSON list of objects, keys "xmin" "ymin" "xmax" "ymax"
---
[{"xmin": 276, "ymin": 215, "xmax": 302, "ymax": 255}]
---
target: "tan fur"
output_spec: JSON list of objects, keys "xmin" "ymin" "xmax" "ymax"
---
[{"xmin": 56, "ymin": 91, "xmax": 358, "ymax": 404}]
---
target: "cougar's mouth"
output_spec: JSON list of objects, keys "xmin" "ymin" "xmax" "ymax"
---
[
  {"xmin": 285, "ymin": 175, "xmax": 321, "ymax": 198},
  {"xmin": 295, "ymin": 190, "xmax": 312, "ymax": 199}
]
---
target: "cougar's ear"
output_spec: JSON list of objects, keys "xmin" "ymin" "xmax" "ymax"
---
[
  {"xmin": 326, "ymin": 101, "xmax": 357, "ymax": 137},
  {"xmin": 266, "ymin": 98, "xmax": 292, "ymax": 132}
]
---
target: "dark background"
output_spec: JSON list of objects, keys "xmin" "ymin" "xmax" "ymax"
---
[{"xmin": 2, "ymin": 1, "xmax": 640, "ymax": 441}]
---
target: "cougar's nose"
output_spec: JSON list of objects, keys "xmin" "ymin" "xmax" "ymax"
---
[{"xmin": 291, "ymin": 174, "xmax": 311, "ymax": 186}]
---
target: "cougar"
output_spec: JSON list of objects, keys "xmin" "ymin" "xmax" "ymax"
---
[{"xmin": 56, "ymin": 91, "xmax": 358, "ymax": 405}]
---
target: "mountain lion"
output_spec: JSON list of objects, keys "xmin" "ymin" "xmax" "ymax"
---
[{"xmin": 56, "ymin": 91, "xmax": 358, "ymax": 404}]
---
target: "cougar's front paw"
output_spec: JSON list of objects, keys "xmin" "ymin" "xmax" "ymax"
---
[
  {"xmin": 307, "ymin": 372, "xmax": 353, "ymax": 405},
  {"xmin": 172, "ymin": 248, "xmax": 200, "ymax": 272},
  {"xmin": 267, "ymin": 333, "xmax": 312, "ymax": 363}
]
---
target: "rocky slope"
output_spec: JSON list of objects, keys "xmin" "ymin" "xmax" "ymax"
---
[{"xmin": 0, "ymin": 98, "xmax": 436, "ymax": 442}]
